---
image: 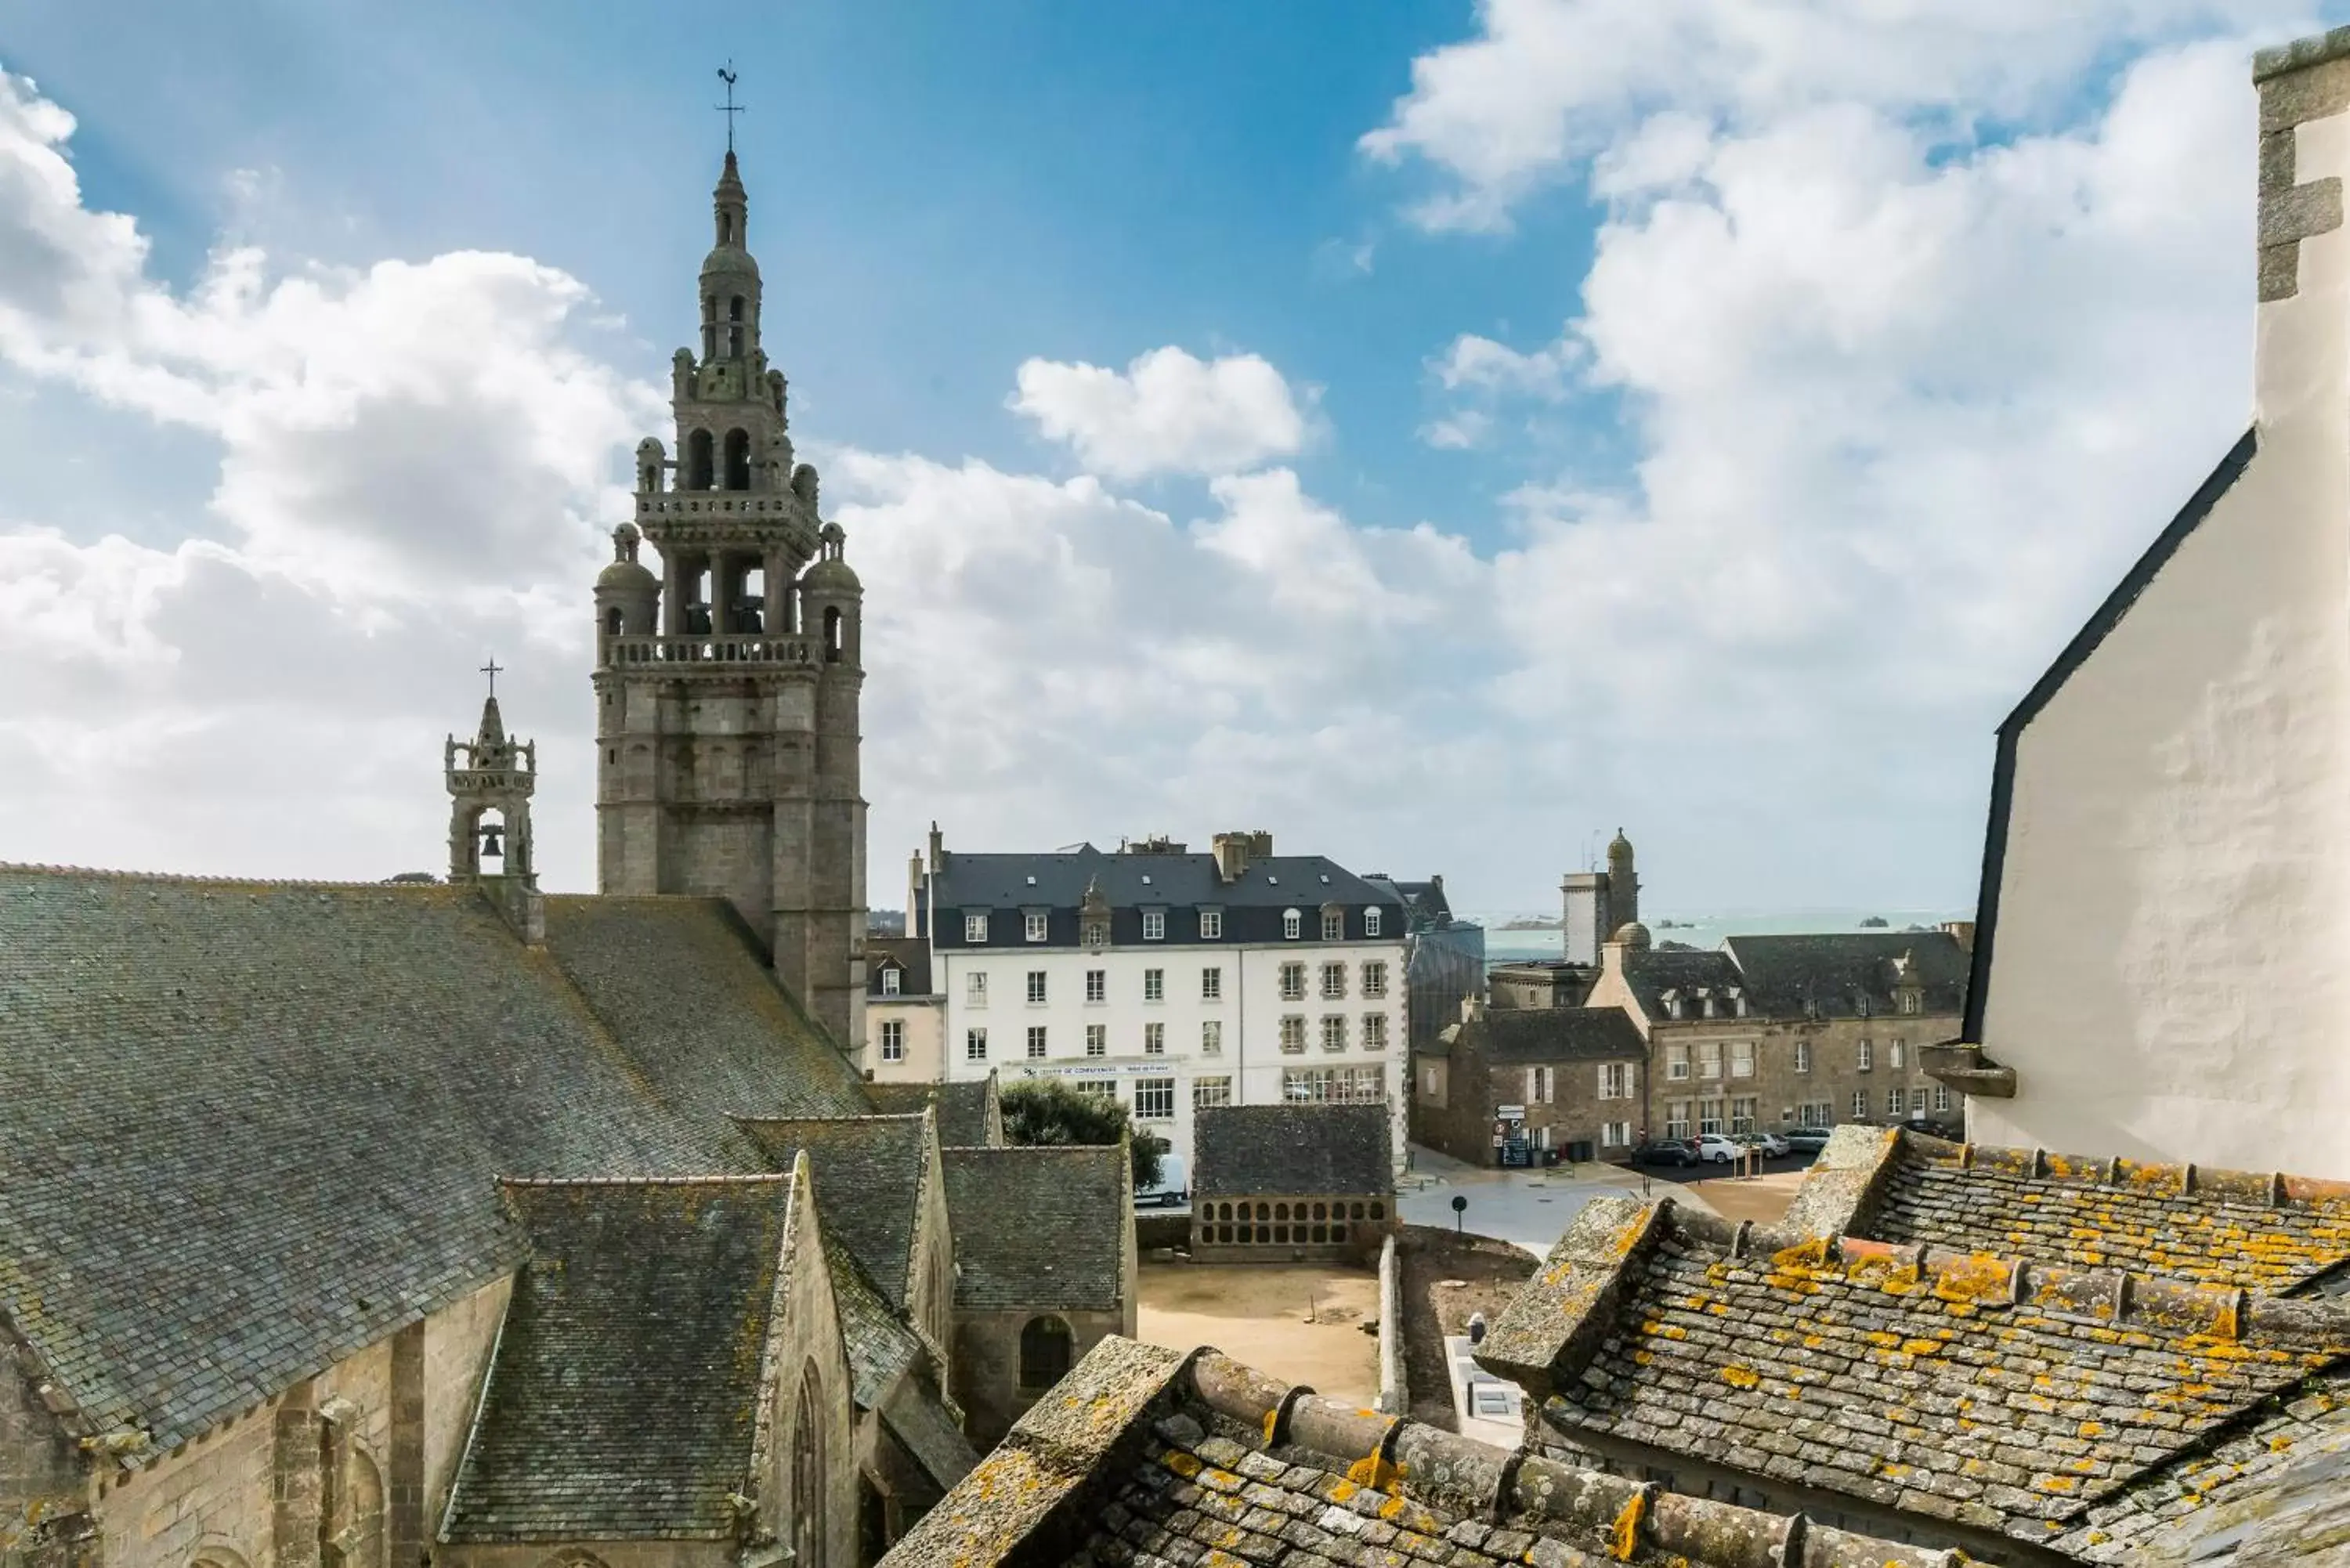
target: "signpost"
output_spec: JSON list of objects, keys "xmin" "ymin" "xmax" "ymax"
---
[{"xmin": 1451, "ymin": 1194, "xmax": 1467, "ymax": 1235}]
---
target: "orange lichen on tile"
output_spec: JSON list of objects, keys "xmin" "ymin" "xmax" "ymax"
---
[
  {"xmin": 1719, "ymin": 1364, "xmax": 1760, "ymax": 1389},
  {"xmin": 1607, "ymin": 1490, "xmax": 1645, "ymax": 1562},
  {"xmin": 1162, "ymin": 1450, "xmax": 1202, "ymax": 1478}
]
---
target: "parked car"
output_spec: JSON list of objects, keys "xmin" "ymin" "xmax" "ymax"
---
[
  {"xmin": 1132, "ymin": 1153, "xmax": 1189, "ymax": 1208},
  {"xmin": 1737, "ymin": 1131, "xmax": 1791, "ymax": 1158},
  {"xmin": 1630, "ymin": 1137, "xmax": 1701, "ymax": 1168},
  {"xmin": 1693, "ymin": 1133, "xmax": 1741, "ymax": 1164},
  {"xmin": 1783, "ymin": 1126, "xmax": 1835, "ymax": 1154}
]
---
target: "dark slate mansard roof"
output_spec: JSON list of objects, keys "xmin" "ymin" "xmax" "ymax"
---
[
  {"xmin": 1192, "ymin": 1104, "xmax": 1392, "ymax": 1200},
  {"xmin": 0, "ymin": 866, "xmax": 871, "ymax": 1461},
  {"xmin": 1722, "ymin": 930, "xmax": 1969, "ymax": 1021},
  {"xmin": 878, "ymin": 1335, "xmax": 1979, "ymax": 1568},
  {"xmin": 923, "ymin": 845, "xmax": 1406, "ymax": 948},
  {"xmin": 439, "ymin": 1176, "xmax": 797, "ymax": 1544},
  {"xmin": 865, "ymin": 934, "xmax": 933, "ymax": 996},
  {"xmin": 940, "ymin": 1146, "xmax": 1129, "ymax": 1314}
]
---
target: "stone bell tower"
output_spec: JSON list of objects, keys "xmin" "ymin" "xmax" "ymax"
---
[
  {"xmin": 448, "ymin": 675, "xmax": 544, "ymax": 943},
  {"xmin": 591, "ymin": 147, "xmax": 867, "ymax": 1046}
]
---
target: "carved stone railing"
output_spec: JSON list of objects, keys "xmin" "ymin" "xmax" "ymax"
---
[{"xmin": 600, "ymin": 634, "xmax": 818, "ymax": 670}]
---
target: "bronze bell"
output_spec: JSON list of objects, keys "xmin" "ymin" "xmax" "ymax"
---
[{"xmin": 479, "ymin": 822, "xmax": 505, "ymax": 859}]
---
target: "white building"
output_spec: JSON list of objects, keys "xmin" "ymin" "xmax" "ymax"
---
[
  {"xmin": 909, "ymin": 829, "xmax": 1408, "ymax": 1174},
  {"xmin": 1945, "ymin": 27, "xmax": 2350, "ymax": 1179}
]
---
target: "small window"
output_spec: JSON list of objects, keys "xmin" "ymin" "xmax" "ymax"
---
[
  {"xmin": 1279, "ymin": 963, "xmax": 1307, "ymax": 1001},
  {"xmin": 1144, "ymin": 1022, "xmax": 1165, "ymax": 1056},
  {"xmin": 1665, "ymin": 1102, "xmax": 1691, "ymax": 1139},
  {"xmin": 1900, "ymin": 992, "xmax": 1922, "ymax": 1016},
  {"xmin": 1527, "ymin": 1064, "xmax": 1553, "ymax": 1103},
  {"xmin": 964, "ymin": 913, "xmax": 989, "ymax": 943},
  {"xmin": 1282, "ymin": 909, "xmax": 1301, "ymax": 941},
  {"xmin": 1361, "ymin": 1013, "xmax": 1386, "ymax": 1051},
  {"xmin": 1026, "ymin": 970, "xmax": 1047, "ymax": 1004},
  {"xmin": 1852, "ymin": 1089, "xmax": 1869, "ymax": 1119},
  {"xmin": 880, "ymin": 967, "xmax": 902, "ymax": 996},
  {"xmin": 880, "ymin": 1020, "xmax": 905, "ymax": 1062},
  {"xmin": 1730, "ymin": 1042, "xmax": 1755, "ymax": 1078},
  {"xmin": 1361, "ymin": 961, "xmax": 1387, "ymax": 999},
  {"xmin": 1193, "ymin": 1075, "xmax": 1232, "ymax": 1109},
  {"xmin": 1025, "ymin": 912, "xmax": 1048, "ymax": 942},
  {"xmin": 1731, "ymin": 1097, "xmax": 1756, "ymax": 1135},
  {"xmin": 1321, "ymin": 909, "xmax": 1344, "ymax": 941},
  {"xmin": 1280, "ymin": 1017, "xmax": 1306, "ymax": 1053},
  {"xmin": 1142, "ymin": 910, "xmax": 1166, "ymax": 942},
  {"xmin": 1598, "ymin": 1062, "xmax": 1628, "ymax": 1100},
  {"xmin": 1144, "ymin": 968, "xmax": 1164, "ymax": 1003},
  {"xmin": 1086, "ymin": 1024, "xmax": 1106, "ymax": 1057},
  {"xmin": 1202, "ymin": 1019, "xmax": 1223, "ymax": 1055},
  {"xmin": 1665, "ymin": 1044, "xmax": 1690, "ymax": 1082},
  {"xmin": 1889, "ymin": 1039, "xmax": 1907, "ymax": 1070},
  {"xmin": 967, "ymin": 972, "xmax": 988, "ymax": 1006},
  {"xmin": 1365, "ymin": 906, "xmax": 1382, "ymax": 937},
  {"xmin": 1321, "ymin": 963, "xmax": 1347, "ymax": 1000},
  {"xmin": 1019, "ymin": 1316, "xmax": 1074, "ymax": 1390},
  {"xmin": 1321, "ymin": 1015, "xmax": 1347, "ymax": 1053},
  {"xmin": 1857, "ymin": 1039, "xmax": 1875, "ymax": 1072},
  {"xmin": 1888, "ymin": 1086, "xmax": 1907, "ymax": 1117},
  {"xmin": 1934, "ymin": 1083, "xmax": 1953, "ymax": 1113},
  {"xmin": 1794, "ymin": 1040, "xmax": 1813, "ymax": 1075},
  {"xmin": 966, "ymin": 1028, "xmax": 988, "ymax": 1062},
  {"xmin": 1085, "ymin": 969, "xmax": 1106, "ymax": 1003},
  {"xmin": 1198, "ymin": 909, "xmax": 1223, "ymax": 940},
  {"xmin": 1202, "ymin": 966, "xmax": 1223, "ymax": 1001},
  {"xmin": 1083, "ymin": 919, "xmax": 1109, "ymax": 948}
]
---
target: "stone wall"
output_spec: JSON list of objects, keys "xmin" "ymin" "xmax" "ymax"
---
[
  {"xmin": 949, "ymin": 1308, "xmax": 1126, "ymax": 1451},
  {"xmin": 1188, "ymin": 1193, "xmax": 1391, "ymax": 1264},
  {"xmin": 1, "ymin": 1338, "xmax": 86, "ymax": 1568}
]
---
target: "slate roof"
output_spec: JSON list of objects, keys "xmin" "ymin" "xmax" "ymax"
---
[
  {"xmin": 940, "ymin": 1147, "xmax": 1130, "ymax": 1313},
  {"xmin": 736, "ymin": 1115, "xmax": 931, "ymax": 1310},
  {"xmin": 930, "ymin": 847, "xmax": 1401, "ymax": 913},
  {"xmin": 1192, "ymin": 1104, "xmax": 1392, "ymax": 1200},
  {"xmin": 1611, "ymin": 945, "xmax": 1745, "ymax": 1020},
  {"xmin": 877, "ymin": 1336, "xmax": 1975, "ymax": 1568},
  {"xmin": 0, "ymin": 868, "xmax": 812, "ymax": 1457},
  {"xmin": 1860, "ymin": 1132, "xmax": 2350, "ymax": 1295},
  {"xmin": 866, "ymin": 1078, "xmax": 1000, "ymax": 1148},
  {"xmin": 542, "ymin": 894, "xmax": 870, "ymax": 1126},
  {"xmin": 866, "ymin": 934, "xmax": 933, "ymax": 996},
  {"xmin": 1720, "ymin": 930, "xmax": 1969, "ymax": 1020},
  {"xmin": 439, "ymin": 1176, "xmax": 794, "ymax": 1542},
  {"xmin": 1477, "ymin": 1194, "xmax": 2350, "ymax": 1561},
  {"xmin": 1459, "ymin": 1006, "xmax": 1647, "ymax": 1063}
]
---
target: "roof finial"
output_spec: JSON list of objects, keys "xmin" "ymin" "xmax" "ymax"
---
[
  {"xmin": 479, "ymin": 656, "xmax": 503, "ymax": 699},
  {"xmin": 714, "ymin": 63, "xmax": 744, "ymax": 155}
]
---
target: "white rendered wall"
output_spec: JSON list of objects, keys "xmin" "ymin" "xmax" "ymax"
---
[
  {"xmin": 1973, "ymin": 104, "xmax": 2350, "ymax": 1178},
  {"xmin": 934, "ymin": 938, "xmax": 1407, "ymax": 1172}
]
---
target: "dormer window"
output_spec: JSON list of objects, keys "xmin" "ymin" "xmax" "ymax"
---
[
  {"xmin": 1899, "ymin": 992, "xmax": 1921, "ymax": 1015},
  {"xmin": 1661, "ymin": 988, "xmax": 1683, "ymax": 1020},
  {"xmin": 964, "ymin": 912, "xmax": 989, "ymax": 944},
  {"xmin": 1728, "ymin": 987, "xmax": 1748, "ymax": 1018},
  {"xmin": 1082, "ymin": 919, "xmax": 1109, "ymax": 949},
  {"xmin": 1024, "ymin": 911, "xmax": 1048, "ymax": 943},
  {"xmin": 880, "ymin": 966, "xmax": 902, "ymax": 996},
  {"xmin": 1141, "ymin": 909, "xmax": 1166, "ymax": 941},
  {"xmin": 1321, "ymin": 908, "xmax": 1344, "ymax": 941},
  {"xmin": 1365, "ymin": 907, "xmax": 1383, "ymax": 938},
  {"xmin": 1697, "ymin": 987, "xmax": 1717, "ymax": 1020},
  {"xmin": 1282, "ymin": 909, "xmax": 1302, "ymax": 941},
  {"xmin": 1198, "ymin": 908, "xmax": 1223, "ymax": 940}
]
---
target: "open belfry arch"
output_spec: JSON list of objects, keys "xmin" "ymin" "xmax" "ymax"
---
[{"xmin": 594, "ymin": 140, "xmax": 870, "ymax": 1048}]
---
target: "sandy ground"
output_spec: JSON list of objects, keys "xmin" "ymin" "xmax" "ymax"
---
[
  {"xmin": 1684, "ymin": 1168, "xmax": 1806, "ymax": 1225},
  {"xmin": 1137, "ymin": 1262, "xmax": 1380, "ymax": 1405}
]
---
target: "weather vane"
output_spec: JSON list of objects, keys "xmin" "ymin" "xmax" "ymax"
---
[
  {"xmin": 715, "ymin": 63, "xmax": 744, "ymax": 154},
  {"xmin": 480, "ymin": 656, "xmax": 503, "ymax": 699}
]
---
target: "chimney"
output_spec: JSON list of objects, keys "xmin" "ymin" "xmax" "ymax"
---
[
  {"xmin": 1942, "ymin": 919, "xmax": 1976, "ymax": 953},
  {"xmin": 926, "ymin": 819, "xmax": 944, "ymax": 869},
  {"xmin": 1460, "ymin": 993, "xmax": 1485, "ymax": 1024},
  {"xmin": 1213, "ymin": 830, "xmax": 1267, "ymax": 883},
  {"xmin": 907, "ymin": 849, "xmax": 924, "ymax": 938},
  {"xmin": 2255, "ymin": 31, "xmax": 2350, "ymax": 421}
]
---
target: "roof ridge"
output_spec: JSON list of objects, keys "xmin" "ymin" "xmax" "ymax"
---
[
  {"xmin": 731, "ymin": 1112, "xmax": 927, "ymax": 1127},
  {"xmin": 0, "ymin": 861, "xmax": 448, "ymax": 891},
  {"xmin": 1926, "ymin": 1133, "xmax": 2350, "ymax": 1210},
  {"xmin": 494, "ymin": 1172, "xmax": 794, "ymax": 1189}
]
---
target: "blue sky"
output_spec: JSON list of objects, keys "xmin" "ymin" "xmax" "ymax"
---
[{"xmin": 0, "ymin": 1, "xmax": 2342, "ymax": 915}]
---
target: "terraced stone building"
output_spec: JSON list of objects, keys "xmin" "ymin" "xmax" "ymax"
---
[
  {"xmin": 1477, "ymin": 1125, "xmax": 2350, "ymax": 1563},
  {"xmin": 0, "ymin": 148, "xmax": 1135, "ymax": 1568}
]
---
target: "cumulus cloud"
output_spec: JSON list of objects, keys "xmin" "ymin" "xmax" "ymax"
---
[
  {"xmin": 1008, "ymin": 345, "xmax": 1313, "ymax": 479},
  {"xmin": 1358, "ymin": 0, "xmax": 2304, "ymax": 231}
]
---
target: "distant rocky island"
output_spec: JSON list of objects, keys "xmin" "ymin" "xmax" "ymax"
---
[
  {"xmin": 1499, "ymin": 916, "xmax": 1562, "ymax": 931},
  {"xmin": 1859, "ymin": 916, "xmax": 1889, "ymax": 927}
]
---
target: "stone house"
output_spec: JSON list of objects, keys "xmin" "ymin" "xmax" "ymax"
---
[
  {"xmin": 1484, "ymin": 959, "xmax": 1598, "ymax": 1012},
  {"xmin": 1475, "ymin": 1124, "xmax": 2350, "ymax": 1563},
  {"xmin": 1582, "ymin": 925, "xmax": 1971, "ymax": 1147},
  {"xmin": 1412, "ymin": 1003, "xmax": 1647, "ymax": 1165},
  {"xmin": 1954, "ymin": 27, "xmax": 2350, "ymax": 1180},
  {"xmin": 1188, "ymin": 1105, "xmax": 1394, "ymax": 1263},
  {"xmin": 876, "ymin": 1336, "xmax": 1981, "ymax": 1568}
]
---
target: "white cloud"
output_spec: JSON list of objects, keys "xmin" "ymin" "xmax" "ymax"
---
[
  {"xmin": 1358, "ymin": 0, "xmax": 2307, "ymax": 231},
  {"xmin": 1008, "ymin": 345, "xmax": 1313, "ymax": 479}
]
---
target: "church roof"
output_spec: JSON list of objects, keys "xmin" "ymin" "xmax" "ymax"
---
[
  {"xmin": 941, "ymin": 1146, "xmax": 1130, "ymax": 1313},
  {"xmin": 879, "ymin": 1336, "xmax": 1972, "ymax": 1568},
  {"xmin": 866, "ymin": 1077, "xmax": 1000, "ymax": 1147},
  {"xmin": 0, "ymin": 865, "xmax": 868, "ymax": 1458},
  {"xmin": 735, "ymin": 1114, "xmax": 933, "ymax": 1310},
  {"xmin": 438, "ymin": 1175, "xmax": 796, "ymax": 1544}
]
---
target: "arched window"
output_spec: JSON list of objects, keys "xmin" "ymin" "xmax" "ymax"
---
[
  {"xmin": 1019, "ymin": 1316, "xmax": 1074, "ymax": 1390},
  {"xmin": 720, "ymin": 214, "xmax": 735, "ymax": 246},
  {"xmin": 701, "ymin": 294, "xmax": 717, "ymax": 360},
  {"xmin": 319, "ymin": 1425, "xmax": 385, "ymax": 1568},
  {"xmin": 1282, "ymin": 909, "xmax": 1302, "ymax": 941},
  {"xmin": 602, "ymin": 607, "xmax": 622, "ymax": 638},
  {"xmin": 685, "ymin": 429, "xmax": 715, "ymax": 490},
  {"xmin": 824, "ymin": 605, "xmax": 843, "ymax": 663},
  {"xmin": 724, "ymin": 428, "xmax": 752, "ymax": 491},
  {"xmin": 792, "ymin": 1365, "xmax": 825, "ymax": 1567},
  {"xmin": 729, "ymin": 295, "xmax": 745, "ymax": 321}
]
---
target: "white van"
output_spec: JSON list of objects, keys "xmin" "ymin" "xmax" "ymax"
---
[{"xmin": 1133, "ymin": 1153, "xmax": 1189, "ymax": 1208}]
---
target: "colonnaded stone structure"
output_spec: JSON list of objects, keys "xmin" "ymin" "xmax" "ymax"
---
[
  {"xmin": 593, "ymin": 147, "xmax": 868, "ymax": 1048},
  {"xmin": 0, "ymin": 146, "xmax": 1134, "ymax": 1568}
]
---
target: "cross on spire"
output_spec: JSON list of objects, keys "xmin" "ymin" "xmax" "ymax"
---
[
  {"xmin": 480, "ymin": 657, "xmax": 503, "ymax": 699},
  {"xmin": 715, "ymin": 63, "xmax": 744, "ymax": 153}
]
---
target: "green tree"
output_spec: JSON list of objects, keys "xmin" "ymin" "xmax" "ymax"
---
[{"xmin": 999, "ymin": 1078, "xmax": 1166, "ymax": 1190}]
